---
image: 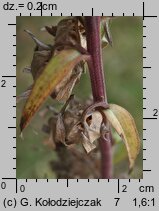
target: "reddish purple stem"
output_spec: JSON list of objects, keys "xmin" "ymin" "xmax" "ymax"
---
[{"xmin": 85, "ymin": 16, "xmax": 112, "ymax": 178}]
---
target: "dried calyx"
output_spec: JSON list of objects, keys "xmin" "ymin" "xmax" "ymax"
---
[{"xmin": 43, "ymin": 96, "xmax": 110, "ymax": 153}]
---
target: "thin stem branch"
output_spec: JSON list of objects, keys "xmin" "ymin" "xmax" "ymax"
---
[{"xmin": 85, "ymin": 16, "xmax": 112, "ymax": 178}]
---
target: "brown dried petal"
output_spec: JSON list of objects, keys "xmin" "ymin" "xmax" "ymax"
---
[
  {"xmin": 84, "ymin": 111, "xmax": 103, "ymax": 143},
  {"xmin": 55, "ymin": 66, "xmax": 82, "ymax": 102},
  {"xmin": 81, "ymin": 132, "xmax": 96, "ymax": 153},
  {"xmin": 55, "ymin": 113, "xmax": 66, "ymax": 145},
  {"xmin": 66, "ymin": 121, "xmax": 83, "ymax": 145}
]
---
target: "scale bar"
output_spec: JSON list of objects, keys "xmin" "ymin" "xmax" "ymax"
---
[
  {"xmin": 144, "ymin": 15, "xmax": 157, "ymax": 18},
  {"xmin": 117, "ymin": 179, "xmax": 120, "ymax": 193},
  {"xmin": 143, "ymin": 2, "xmax": 145, "ymax": 20},
  {"xmin": 16, "ymin": 179, "xmax": 18, "ymax": 193},
  {"xmin": 143, "ymin": 117, "xmax": 157, "ymax": 120},
  {"xmin": 2, "ymin": 178, "xmax": 16, "ymax": 180},
  {"xmin": 8, "ymin": 24, "xmax": 16, "ymax": 26},
  {"xmin": 2, "ymin": 76, "xmax": 16, "ymax": 78}
]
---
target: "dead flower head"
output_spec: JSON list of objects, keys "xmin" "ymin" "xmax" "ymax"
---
[{"xmin": 43, "ymin": 96, "xmax": 110, "ymax": 153}]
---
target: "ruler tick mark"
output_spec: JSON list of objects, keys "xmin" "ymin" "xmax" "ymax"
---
[
  {"xmin": 92, "ymin": 8, "xmax": 93, "ymax": 16},
  {"xmin": 117, "ymin": 179, "xmax": 120, "ymax": 193},
  {"xmin": 8, "ymin": 24, "xmax": 16, "ymax": 26},
  {"xmin": 16, "ymin": 179, "xmax": 18, "ymax": 193},
  {"xmin": 143, "ymin": 66, "xmax": 151, "ymax": 69}
]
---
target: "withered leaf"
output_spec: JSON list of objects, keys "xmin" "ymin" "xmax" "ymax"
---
[
  {"xmin": 20, "ymin": 49, "xmax": 89, "ymax": 132},
  {"xmin": 100, "ymin": 17, "xmax": 113, "ymax": 47},
  {"xmin": 54, "ymin": 65, "xmax": 83, "ymax": 102},
  {"xmin": 104, "ymin": 104, "xmax": 140, "ymax": 170}
]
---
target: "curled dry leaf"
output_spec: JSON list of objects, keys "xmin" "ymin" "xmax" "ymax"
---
[
  {"xmin": 20, "ymin": 49, "xmax": 89, "ymax": 132},
  {"xmin": 104, "ymin": 104, "xmax": 140, "ymax": 171}
]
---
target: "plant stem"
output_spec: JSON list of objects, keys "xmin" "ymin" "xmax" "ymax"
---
[{"xmin": 85, "ymin": 16, "xmax": 112, "ymax": 178}]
